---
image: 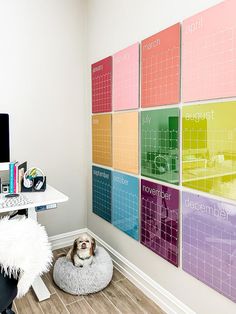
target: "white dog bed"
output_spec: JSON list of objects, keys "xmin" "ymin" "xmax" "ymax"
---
[{"xmin": 53, "ymin": 246, "xmax": 113, "ymax": 295}]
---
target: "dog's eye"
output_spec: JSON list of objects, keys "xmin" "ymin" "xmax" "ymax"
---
[
  {"xmin": 79, "ymin": 241, "xmax": 83, "ymax": 243},
  {"xmin": 86, "ymin": 240, "xmax": 89, "ymax": 243}
]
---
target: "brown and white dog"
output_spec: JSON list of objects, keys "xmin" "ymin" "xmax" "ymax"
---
[{"xmin": 66, "ymin": 234, "xmax": 96, "ymax": 267}]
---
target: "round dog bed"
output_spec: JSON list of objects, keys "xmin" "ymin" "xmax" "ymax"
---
[{"xmin": 53, "ymin": 246, "xmax": 113, "ymax": 295}]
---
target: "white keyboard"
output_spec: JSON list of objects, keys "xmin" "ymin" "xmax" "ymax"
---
[{"xmin": 0, "ymin": 194, "xmax": 33, "ymax": 208}]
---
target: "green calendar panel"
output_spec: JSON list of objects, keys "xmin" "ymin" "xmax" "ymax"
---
[{"xmin": 141, "ymin": 108, "xmax": 179, "ymax": 184}]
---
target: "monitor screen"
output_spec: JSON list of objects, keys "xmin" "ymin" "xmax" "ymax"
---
[{"xmin": 0, "ymin": 114, "xmax": 10, "ymax": 163}]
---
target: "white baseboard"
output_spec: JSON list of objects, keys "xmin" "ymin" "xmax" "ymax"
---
[
  {"xmin": 49, "ymin": 228, "xmax": 88, "ymax": 250},
  {"xmin": 49, "ymin": 228, "xmax": 195, "ymax": 314}
]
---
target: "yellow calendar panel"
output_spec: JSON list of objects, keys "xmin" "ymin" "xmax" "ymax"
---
[
  {"xmin": 92, "ymin": 114, "xmax": 112, "ymax": 167},
  {"xmin": 182, "ymin": 101, "xmax": 236, "ymax": 201},
  {"xmin": 113, "ymin": 112, "xmax": 138, "ymax": 174}
]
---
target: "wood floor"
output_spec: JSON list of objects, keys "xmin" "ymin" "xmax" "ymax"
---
[{"xmin": 13, "ymin": 247, "xmax": 165, "ymax": 314}]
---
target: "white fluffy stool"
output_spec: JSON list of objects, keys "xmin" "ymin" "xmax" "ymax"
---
[{"xmin": 53, "ymin": 247, "xmax": 113, "ymax": 295}]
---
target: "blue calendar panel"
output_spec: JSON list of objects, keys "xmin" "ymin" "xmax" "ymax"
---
[
  {"xmin": 112, "ymin": 171, "xmax": 139, "ymax": 240},
  {"xmin": 92, "ymin": 166, "xmax": 112, "ymax": 223}
]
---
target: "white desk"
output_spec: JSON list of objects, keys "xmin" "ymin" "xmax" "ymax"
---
[{"xmin": 0, "ymin": 185, "xmax": 69, "ymax": 301}]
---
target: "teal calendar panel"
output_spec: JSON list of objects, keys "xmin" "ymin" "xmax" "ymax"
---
[
  {"xmin": 92, "ymin": 166, "xmax": 112, "ymax": 223},
  {"xmin": 112, "ymin": 171, "xmax": 139, "ymax": 240}
]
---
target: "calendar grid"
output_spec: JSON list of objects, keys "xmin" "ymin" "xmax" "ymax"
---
[
  {"xmin": 113, "ymin": 43, "xmax": 139, "ymax": 111},
  {"xmin": 112, "ymin": 172, "xmax": 139, "ymax": 240},
  {"xmin": 92, "ymin": 114, "xmax": 112, "ymax": 167},
  {"xmin": 92, "ymin": 57, "xmax": 112, "ymax": 113},
  {"xmin": 182, "ymin": 102, "xmax": 236, "ymax": 201},
  {"xmin": 141, "ymin": 109, "xmax": 179, "ymax": 185},
  {"xmin": 182, "ymin": 0, "xmax": 236, "ymax": 102},
  {"xmin": 141, "ymin": 23, "xmax": 180, "ymax": 107},
  {"xmin": 113, "ymin": 112, "xmax": 138, "ymax": 174},
  {"xmin": 182, "ymin": 192, "xmax": 236, "ymax": 302},
  {"xmin": 92, "ymin": 166, "xmax": 112, "ymax": 222},
  {"xmin": 141, "ymin": 179, "xmax": 179, "ymax": 266}
]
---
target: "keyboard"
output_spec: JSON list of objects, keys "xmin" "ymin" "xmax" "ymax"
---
[{"xmin": 0, "ymin": 194, "xmax": 33, "ymax": 209}]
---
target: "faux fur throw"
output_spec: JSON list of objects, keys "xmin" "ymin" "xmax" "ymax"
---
[{"xmin": 0, "ymin": 216, "xmax": 52, "ymax": 298}]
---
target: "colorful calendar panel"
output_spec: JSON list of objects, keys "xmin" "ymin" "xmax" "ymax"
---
[
  {"xmin": 92, "ymin": 56, "xmax": 112, "ymax": 113},
  {"xmin": 182, "ymin": 192, "xmax": 236, "ymax": 302},
  {"xmin": 141, "ymin": 109, "xmax": 179, "ymax": 185},
  {"xmin": 92, "ymin": 114, "xmax": 112, "ymax": 167},
  {"xmin": 112, "ymin": 172, "xmax": 139, "ymax": 240},
  {"xmin": 141, "ymin": 179, "xmax": 179, "ymax": 266},
  {"xmin": 141, "ymin": 23, "xmax": 180, "ymax": 108},
  {"xmin": 182, "ymin": 101, "xmax": 236, "ymax": 201},
  {"xmin": 113, "ymin": 112, "xmax": 138, "ymax": 174},
  {"xmin": 113, "ymin": 43, "xmax": 139, "ymax": 111},
  {"xmin": 182, "ymin": 0, "xmax": 236, "ymax": 102},
  {"xmin": 92, "ymin": 166, "xmax": 112, "ymax": 222}
]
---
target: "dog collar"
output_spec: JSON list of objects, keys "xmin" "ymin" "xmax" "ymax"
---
[{"xmin": 77, "ymin": 255, "xmax": 91, "ymax": 261}]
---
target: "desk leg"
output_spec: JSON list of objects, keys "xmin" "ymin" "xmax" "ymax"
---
[{"xmin": 28, "ymin": 207, "xmax": 51, "ymax": 301}]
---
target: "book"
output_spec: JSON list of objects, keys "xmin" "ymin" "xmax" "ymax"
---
[
  {"xmin": 9, "ymin": 161, "xmax": 17, "ymax": 193},
  {"xmin": 18, "ymin": 161, "xmax": 27, "ymax": 193},
  {"xmin": 14, "ymin": 162, "xmax": 19, "ymax": 193}
]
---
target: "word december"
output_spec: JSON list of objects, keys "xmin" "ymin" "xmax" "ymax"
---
[{"xmin": 185, "ymin": 198, "xmax": 228, "ymax": 220}]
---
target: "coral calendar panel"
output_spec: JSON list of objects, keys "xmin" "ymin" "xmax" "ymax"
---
[{"xmin": 141, "ymin": 23, "xmax": 180, "ymax": 107}]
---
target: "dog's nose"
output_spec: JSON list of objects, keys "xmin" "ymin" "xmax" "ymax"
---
[{"xmin": 82, "ymin": 243, "xmax": 86, "ymax": 249}]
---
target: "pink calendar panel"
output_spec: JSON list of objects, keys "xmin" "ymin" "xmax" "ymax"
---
[
  {"xmin": 141, "ymin": 23, "xmax": 180, "ymax": 108},
  {"xmin": 113, "ymin": 43, "xmax": 139, "ymax": 111},
  {"xmin": 92, "ymin": 56, "xmax": 112, "ymax": 113},
  {"xmin": 182, "ymin": 0, "xmax": 236, "ymax": 102}
]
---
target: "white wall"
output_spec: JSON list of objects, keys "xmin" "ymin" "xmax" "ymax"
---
[
  {"xmin": 86, "ymin": 1, "xmax": 236, "ymax": 313},
  {"xmin": 0, "ymin": 0, "xmax": 87, "ymax": 236}
]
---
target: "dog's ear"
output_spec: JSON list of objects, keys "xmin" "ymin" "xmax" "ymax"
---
[
  {"xmin": 90, "ymin": 237, "xmax": 96, "ymax": 256},
  {"xmin": 71, "ymin": 239, "xmax": 78, "ymax": 265}
]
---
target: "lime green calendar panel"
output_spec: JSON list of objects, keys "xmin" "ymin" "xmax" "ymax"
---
[{"xmin": 182, "ymin": 101, "xmax": 236, "ymax": 201}]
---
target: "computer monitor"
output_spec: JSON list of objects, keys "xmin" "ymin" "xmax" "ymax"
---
[{"xmin": 0, "ymin": 114, "xmax": 10, "ymax": 163}]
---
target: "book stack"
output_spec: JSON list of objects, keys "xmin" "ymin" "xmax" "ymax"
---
[{"xmin": 8, "ymin": 161, "xmax": 27, "ymax": 193}]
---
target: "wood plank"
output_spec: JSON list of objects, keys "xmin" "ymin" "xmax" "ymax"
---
[
  {"xmin": 85, "ymin": 292, "xmax": 119, "ymax": 313},
  {"xmin": 14, "ymin": 289, "xmax": 43, "ymax": 314},
  {"xmin": 40, "ymin": 293, "xmax": 68, "ymax": 314},
  {"xmin": 103, "ymin": 282, "xmax": 144, "ymax": 313},
  {"xmin": 112, "ymin": 268, "xmax": 125, "ymax": 282},
  {"xmin": 46, "ymin": 266, "xmax": 83, "ymax": 305},
  {"xmin": 67, "ymin": 299, "xmax": 94, "ymax": 314},
  {"xmin": 42, "ymin": 273, "xmax": 56, "ymax": 295},
  {"xmin": 116, "ymin": 279, "xmax": 165, "ymax": 314}
]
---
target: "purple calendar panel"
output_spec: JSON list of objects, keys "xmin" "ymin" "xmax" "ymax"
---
[
  {"xmin": 92, "ymin": 56, "xmax": 112, "ymax": 113},
  {"xmin": 141, "ymin": 179, "xmax": 179, "ymax": 266},
  {"xmin": 182, "ymin": 192, "xmax": 236, "ymax": 302}
]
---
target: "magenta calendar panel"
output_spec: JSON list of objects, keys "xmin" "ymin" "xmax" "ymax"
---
[{"xmin": 92, "ymin": 56, "xmax": 112, "ymax": 113}]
